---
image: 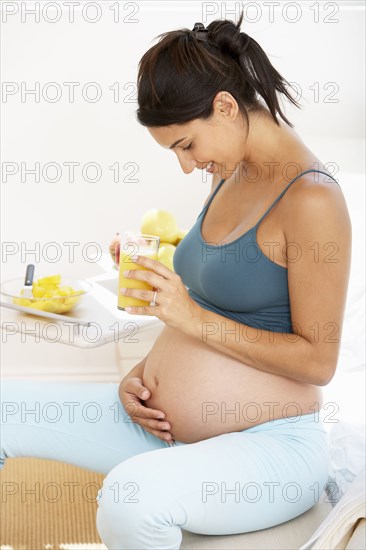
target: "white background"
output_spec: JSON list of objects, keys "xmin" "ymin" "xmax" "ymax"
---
[{"xmin": 1, "ymin": 0, "xmax": 365, "ymax": 281}]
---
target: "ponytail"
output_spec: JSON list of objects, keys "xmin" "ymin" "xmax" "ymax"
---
[{"xmin": 136, "ymin": 9, "xmax": 301, "ymax": 129}]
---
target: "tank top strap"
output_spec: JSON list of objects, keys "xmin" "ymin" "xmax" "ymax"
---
[
  {"xmin": 254, "ymin": 169, "xmax": 341, "ymax": 228},
  {"xmin": 196, "ymin": 177, "xmax": 226, "ymax": 219}
]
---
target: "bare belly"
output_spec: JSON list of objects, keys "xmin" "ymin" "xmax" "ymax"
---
[{"xmin": 143, "ymin": 326, "xmax": 323, "ymax": 443}]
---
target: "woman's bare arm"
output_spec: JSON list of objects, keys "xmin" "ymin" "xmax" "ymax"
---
[{"xmin": 186, "ymin": 179, "xmax": 352, "ymax": 386}]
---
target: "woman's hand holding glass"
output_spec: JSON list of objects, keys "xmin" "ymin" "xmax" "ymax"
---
[
  {"xmin": 109, "ymin": 233, "xmax": 120, "ymax": 266},
  {"xmin": 109, "ymin": 233, "xmax": 202, "ymax": 333},
  {"xmin": 120, "ymin": 255, "xmax": 202, "ymax": 333}
]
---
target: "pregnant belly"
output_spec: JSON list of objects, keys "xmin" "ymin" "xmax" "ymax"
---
[{"xmin": 143, "ymin": 326, "xmax": 323, "ymax": 443}]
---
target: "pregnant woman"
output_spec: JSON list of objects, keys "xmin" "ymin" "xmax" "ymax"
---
[{"xmin": 1, "ymin": 14, "xmax": 351, "ymax": 550}]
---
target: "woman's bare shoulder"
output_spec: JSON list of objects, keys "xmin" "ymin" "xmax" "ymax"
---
[{"xmin": 283, "ymin": 169, "xmax": 348, "ymax": 228}]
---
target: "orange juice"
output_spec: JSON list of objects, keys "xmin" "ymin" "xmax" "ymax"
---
[{"xmin": 117, "ymin": 234, "xmax": 160, "ymax": 310}]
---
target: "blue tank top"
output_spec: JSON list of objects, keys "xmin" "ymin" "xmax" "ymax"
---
[{"xmin": 173, "ymin": 169, "xmax": 341, "ymax": 333}]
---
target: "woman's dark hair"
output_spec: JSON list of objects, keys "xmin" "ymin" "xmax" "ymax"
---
[{"xmin": 136, "ymin": 10, "xmax": 301, "ymax": 130}]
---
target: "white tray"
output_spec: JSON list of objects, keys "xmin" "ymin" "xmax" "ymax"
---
[{"xmin": 0, "ymin": 271, "xmax": 162, "ymax": 348}]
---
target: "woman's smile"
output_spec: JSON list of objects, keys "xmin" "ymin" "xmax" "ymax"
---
[{"xmin": 205, "ymin": 161, "xmax": 215, "ymax": 173}]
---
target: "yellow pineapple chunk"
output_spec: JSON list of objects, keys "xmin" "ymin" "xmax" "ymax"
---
[
  {"xmin": 30, "ymin": 301, "xmax": 46, "ymax": 310},
  {"xmin": 57, "ymin": 286, "xmax": 73, "ymax": 296},
  {"xmin": 44, "ymin": 289, "xmax": 59, "ymax": 298},
  {"xmin": 42, "ymin": 300, "xmax": 60, "ymax": 313},
  {"xmin": 32, "ymin": 284, "xmax": 46, "ymax": 298},
  {"xmin": 13, "ymin": 297, "xmax": 32, "ymax": 307},
  {"xmin": 37, "ymin": 274, "xmax": 61, "ymax": 286}
]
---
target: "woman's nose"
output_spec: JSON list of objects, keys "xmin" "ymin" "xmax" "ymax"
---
[{"xmin": 176, "ymin": 153, "xmax": 197, "ymax": 174}]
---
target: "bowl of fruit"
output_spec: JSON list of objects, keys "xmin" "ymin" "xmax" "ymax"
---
[{"xmin": 0, "ymin": 272, "xmax": 92, "ymax": 315}]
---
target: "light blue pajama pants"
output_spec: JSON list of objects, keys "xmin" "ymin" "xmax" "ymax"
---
[{"xmin": 1, "ymin": 379, "xmax": 330, "ymax": 550}]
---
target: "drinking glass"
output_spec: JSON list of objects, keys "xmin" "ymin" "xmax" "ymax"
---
[{"xmin": 117, "ymin": 232, "xmax": 160, "ymax": 310}]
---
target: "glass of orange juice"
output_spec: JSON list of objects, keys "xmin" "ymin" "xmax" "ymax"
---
[{"xmin": 117, "ymin": 232, "xmax": 160, "ymax": 310}]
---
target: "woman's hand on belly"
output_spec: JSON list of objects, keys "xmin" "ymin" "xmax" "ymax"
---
[{"xmin": 119, "ymin": 376, "xmax": 174, "ymax": 443}]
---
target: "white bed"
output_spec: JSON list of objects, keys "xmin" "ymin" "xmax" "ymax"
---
[{"xmin": 320, "ymin": 171, "xmax": 365, "ymax": 503}]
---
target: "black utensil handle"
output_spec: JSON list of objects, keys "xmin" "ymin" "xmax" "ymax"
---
[{"xmin": 24, "ymin": 264, "xmax": 35, "ymax": 286}]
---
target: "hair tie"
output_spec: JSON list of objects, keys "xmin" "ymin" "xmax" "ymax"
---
[{"xmin": 192, "ymin": 22, "xmax": 208, "ymax": 33}]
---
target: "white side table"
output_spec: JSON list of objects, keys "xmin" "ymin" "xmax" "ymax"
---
[{"xmin": 1, "ymin": 255, "xmax": 164, "ymax": 381}]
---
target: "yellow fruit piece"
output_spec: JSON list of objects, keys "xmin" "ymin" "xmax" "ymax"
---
[
  {"xmin": 44, "ymin": 289, "xmax": 59, "ymax": 298},
  {"xmin": 59, "ymin": 298, "xmax": 80, "ymax": 313},
  {"xmin": 57, "ymin": 286, "xmax": 74, "ymax": 296},
  {"xmin": 32, "ymin": 284, "xmax": 46, "ymax": 298},
  {"xmin": 37, "ymin": 274, "xmax": 61, "ymax": 286},
  {"xmin": 57, "ymin": 289, "xmax": 70, "ymax": 296},
  {"xmin": 140, "ymin": 210, "xmax": 179, "ymax": 244},
  {"xmin": 42, "ymin": 300, "xmax": 60, "ymax": 313},
  {"xmin": 13, "ymin": 297, "xmax": 32, "ymax": 307},
  {"xmin": 173, "ymin": 229, "xmax": 188, "ymax": 246},
  {"xmin": 29, "ymin": 301, "xmax": 46, "ymax": 310},
  {"xmin": 158, "ymin": 243, "xmax": 176, "ymax": 272}
]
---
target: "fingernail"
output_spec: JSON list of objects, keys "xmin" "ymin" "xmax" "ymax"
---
[{"xmin": 141, "ymin": 391, "xmax": 149, "ymax": 398}]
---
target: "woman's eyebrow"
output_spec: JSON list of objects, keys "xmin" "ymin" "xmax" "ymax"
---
[{"xmin": 169, "ymin": 137, "xmax": 187, "ymax": 149}]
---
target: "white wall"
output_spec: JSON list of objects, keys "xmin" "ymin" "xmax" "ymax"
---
[{"xmin": 1, "ymin": 0, "xmax": 365, "ymax": 282}]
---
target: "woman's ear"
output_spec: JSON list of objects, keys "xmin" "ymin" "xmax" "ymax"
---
[{"xmin": 212, "ymin": 91, "xmax": 238, "ymax": 120}]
